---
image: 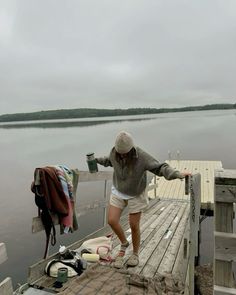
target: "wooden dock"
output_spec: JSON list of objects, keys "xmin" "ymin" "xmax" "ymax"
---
[
  {"xmin": 20, "ymin": 168, "xmax": 201, "ymax": 295},
  {"xmin": 148, "ymin": 160, "xmax": 222, "ymax": 211},
  {"xmin": 0, "ymin": 160, "xmax": 233, "ymax": 294},
  {"xmin": 26, "ymin": 198, "xmax": 194, "ymax": 294}
]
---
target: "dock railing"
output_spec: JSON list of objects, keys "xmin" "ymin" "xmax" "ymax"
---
[
  {"xmin": 0, "ymin": 243, "xmax": 14, "ymax": 295},
  {"xmin": 214, "ymin": 169, "xmax": 236, "ymax": 294},
  {"xmin": 187, "ymin": 174, "xmax": 201, "ymax": 295}
]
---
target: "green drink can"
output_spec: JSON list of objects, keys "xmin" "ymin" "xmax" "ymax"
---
[
  {"xmin": 57, "ymin": 267, "xmax": 68, "ymax": 283},
  {"xmin": 86, "ymin": 153, "xmax": 98, "ymax": 173}
]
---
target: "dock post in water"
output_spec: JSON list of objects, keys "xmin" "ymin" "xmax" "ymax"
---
[{"xmin": 214, "ymin": 169, "xmax": 236, "ymax": 294}]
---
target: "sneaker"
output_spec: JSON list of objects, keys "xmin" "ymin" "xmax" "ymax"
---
[
  {"xmin": 113, "ymin": 241, "xmax": 129, "ymax": 269},
  {"xmin": 113, "ymin": 254, "xmax": 125, "ymax": 269},
  {"xmin": 126, "ymin": 254, "xmax": 139, "ymax": 267}
]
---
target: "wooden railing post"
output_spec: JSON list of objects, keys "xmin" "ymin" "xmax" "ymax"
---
[
  {"xmin": 214, "ymin": 169, "xmax": 236, "ymax": 294},
  {"xmin": 103, "ymin": 180, "xmax": 108, "ymax": 227},
  {"xmin": 0, "ymin": 243, "xmax": 14, "ymax": 295},
  {"xmin": 154, "ymin": 176, "xmax": 157, "ymax": 198},
  {"xmin": 0, "ymin": 243, "xmax": 7, "ymax": 265},
  {"xmin": 189, "ymin": 173, "xmax": 201, "ymax": 295}
]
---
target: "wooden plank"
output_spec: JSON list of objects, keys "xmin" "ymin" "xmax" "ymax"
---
[
  {"xmin": 76, "ymin": 170, "xmax": 113, "ymax": 182},
  {"xmin": 146, "ymin": 199, "xmax": 169, "ymax": 217},
  {"xmin": 215, "ymin": 169, "xmax": 236, "ymax": 185},
  {"xmin": 156, "ymin": 160, "xmax": 221, "ymax": 206},
  {"xmin": 140, "ymin": 203, "xmax": 187, "ymax": 277},
  {"xmin": 172, "ymin": 210, "xmax": 190, "ymax": 282},
  {"xmin": 214, "ymin": 170, "xmax": 235, "ymax": 289},
  {"xmin": 194, "ymin": 174, "xmax": 201, "ymax": 258},
  {"xmin": 214, "ymin": 285, "xmax": 236, "ymax": 295},
  {"xmin": 215, "ymin": 231, "xmax": 236, "ymax": 261},
  {"xmin": 147, "ymin": 183, "xmax": 158, "ymax": 192},
  {"xmin": 0, "ymin": 278, "xmax": 13, "ymax": 295},
  {"xmin": 202, "ymin": 161, "xmax": 209, "ymax": 205},
  {"xmin": 32, "ymin": 215, "xmax": 59, "ymax": 234},
  {"xmin": 168, "ymin": 178, "xmax": 180, "ymax": 200},
  {"xmin": 184, "ymin": 263, "xmax": 190, "ymax": 295},
  {"xmin": 215, "ymin": 202, "xmax": 234, "ymax": 234},
  {"xmin": 147, "ymin": 172, "xmax": 159, "ymax": 199},
  {"xmin": 215, "ymin": 185, "xmax": 236, "ymax": 203},
  {"xmin": 113, "ymin": 201, "xmax": 176, "ymax": 257},
  {"xmin": 156, "ymin": 177, "xmax": 169, "ymax": 199},
  {"xmin": 158, "ymin": 203, "xmax": 189, "ymax": 275},
  {"xmin": 133, "ymin": 202, "xmax": 183, "ymax": 275},
  {"xmin": 189, "ymin": 173, "xmax": 201, "ymax": 295},
  {"xmin": 154, "ymin": 203, "xmax": 188, "ymax": 275},
  {"xmin": 0, "ymin": 243, "xmax": 7, "ymax": 265},
  {"xmin": 139, "ymin": 202, "xmax": 178, "ymax": 248}
]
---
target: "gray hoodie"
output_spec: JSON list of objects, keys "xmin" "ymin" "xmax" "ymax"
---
[{"xmin": 96, "ymin": 146, "xmax": 184, "ymax": 196}]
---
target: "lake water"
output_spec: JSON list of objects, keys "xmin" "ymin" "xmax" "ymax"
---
[{"xmin": 0, "ymin": 109, "xmax": 236, "ymax": 288}]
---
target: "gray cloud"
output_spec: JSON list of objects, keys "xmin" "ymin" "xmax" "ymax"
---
[{"xmin": 0, "ymin": 0, "xmax": 236, "ymax": 114}]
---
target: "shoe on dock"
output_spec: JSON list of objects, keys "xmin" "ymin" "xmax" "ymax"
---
[
  {"xmin": 113, "ymin": 255, "xmax": 125, "ymax": 268},
  {"xmin": 126, "ymin": 254, "xmax": 139, "ymax": 267},
  {"xmin": 113, "ymin": 241, "xmax": 129, "ymax": 269}
]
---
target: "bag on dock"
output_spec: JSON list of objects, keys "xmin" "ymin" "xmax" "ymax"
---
[
  {"xmin": 45, "ymin": 258, "xmax": 85, "ymax": 278},
  {"xmin": 77, "ymin": 235, "xmax": 113, "ymax": 261}
]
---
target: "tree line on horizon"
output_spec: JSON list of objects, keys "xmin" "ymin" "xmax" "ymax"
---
[{"xmin": 0, "ymin": 103, "xmax": 235, "ymax": 122}]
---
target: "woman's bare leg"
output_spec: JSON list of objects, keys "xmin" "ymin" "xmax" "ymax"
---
[
  {"xmin": 108, "ymin": 204, "xmax": 127, "ymax": 244},
  {"xmin": 129, "ymin": 212, "xmax": 142, "ymax": 254}
]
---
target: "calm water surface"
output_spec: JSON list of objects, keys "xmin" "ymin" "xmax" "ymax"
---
[{"xmin": 0, "ymin": 109, "xmax": 235, "ymax": 287}]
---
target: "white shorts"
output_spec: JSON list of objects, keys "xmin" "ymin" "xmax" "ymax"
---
[{"xmin": 109, "ymin": 191, "xmax": 149, "ymax": 214}]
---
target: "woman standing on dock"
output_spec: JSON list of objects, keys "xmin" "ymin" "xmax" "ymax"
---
[{"xmin": 96, "ymin": 131, "xmax": 190, "ymax": 268}]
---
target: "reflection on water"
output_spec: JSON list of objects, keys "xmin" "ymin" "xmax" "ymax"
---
[
  {"xmin": 0, "ymin": 117, "xmax": 154, "ymax": 129},
  {"xmin": 0, "ymin": 109, "xmax": 235, "ymax": 288}
]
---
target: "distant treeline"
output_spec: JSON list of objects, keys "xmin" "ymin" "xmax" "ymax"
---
[{"xmin": 0, "ymin": 103, "xmax": 235, "ymax": 122}]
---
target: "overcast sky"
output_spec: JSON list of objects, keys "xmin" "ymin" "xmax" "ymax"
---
[{"xmin": 0, "ymin": 0, "xmax": 236, "ymax": 115}]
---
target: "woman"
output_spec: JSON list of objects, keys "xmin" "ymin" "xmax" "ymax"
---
[{"xmin": 96, "ymin": 131, "xmax": 190, "ymax": 268}]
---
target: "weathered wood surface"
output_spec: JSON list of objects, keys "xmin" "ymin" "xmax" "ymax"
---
[
  {"xmin": 150, "ymin": 160, "xmax": 222, "ymax": 210},
  {"xmin": 28, "ymin": 198, "xmax": 191, "ymax": 294},
  {"xmin": 27, "ymin": 168, "xmax": 204, "ymax": 294},
  {"xmin": 215, "ymin": 231, "xmax": 236, "ymax": 262},
  {"xmin": 0, "ymin": 243, "xmax": 7, "ymax": 265},
  {"xmin": 215, "ymin": 185, "xmax": 236, "ymax": 203},
  {"xmin": 74, "ymin": 170, "xmax": 113, "ymax": 182},
  {"xmin": 0, "ymin": 278, "xmax": 14, "ymax": 295},
  {"xmin": 189, "ymin": 174, "xmax": 201, "ymax": 295},
  {"xmin": 214, "ymin": 169, "xmax": 236, "ymax": 292},
  {"xmin": 214, "ymin": 285, "xmax": 236, "ymax": 295},
  {"xmin": 0, "ymin": 243, "xmax": 13, "ymax": 295},
  {"xmin": 215, "ymin": 169, "xmax": 236, "ymax": 185}
]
